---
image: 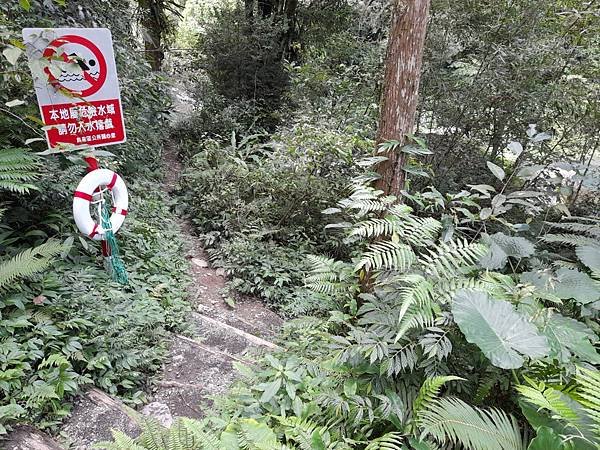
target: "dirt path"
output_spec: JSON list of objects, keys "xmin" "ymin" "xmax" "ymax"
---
[{"xmin": 4, "ymin": 84, "xmax": 282, "ymax": 450}]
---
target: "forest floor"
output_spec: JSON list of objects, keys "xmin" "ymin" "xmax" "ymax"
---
[{"xmin": 4, "ymin": 84, "xmax": 282, "ymax": 450}]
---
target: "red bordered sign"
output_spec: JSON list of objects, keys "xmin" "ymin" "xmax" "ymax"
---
[{"xmin": 22, "ymin": 28, "xmax": 127, "ymax": 149}]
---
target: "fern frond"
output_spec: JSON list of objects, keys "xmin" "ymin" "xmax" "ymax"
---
[
  {"xmin": 419, "ymin": 239, "xmax": 485, "ymax": 278},
  {"xmin": 412, "ymin": 376, "xmax": 464, "ymax": 423},
  {"xmin": 277, "ymin": 415, "xmax": 328, "ymax": 449},
  {"xmin": 0, "ymin": 240, "xmax": 63, "ymax": 291},
  {"xmin": 0, "ymin": 148, "xmax": 40, "ymax": 194},
  {"xmin": 435, "ymin": 277, "xmax": 484, "ymax": 303},
  {"xmin": 545, "ymin": 220, "xmax": 600, "ymax": 238},
  {"xmin": 418, "ymin": 397, "xmax": 524, "ymax": 450},
  {"xmin": 137, "ymin": 417, "xmax": 168, "ymax": 450},
  {"xmin": 516, "ymin": 379, "xmax": 581, "ymax": 428},
  {"xmin": 94, "ymin": 430, "xmax": 148, "ymax": 450},
  {"xmin": 355, "ymin": 242, "xmax": 415, "ymax": 273},
  {"xmin": 179, "ymin": 418, "xmax": 221, "ymax": 449},
  {"xmin": 350, "ymin": 217, "xmax": 398, "ymax": 239},
  {"xmin": 576, "ymin": 367, "xmax": 600, "ymax": 440},
  {"xmin": 542, "ymin": 234, "xmax": 598, "ymax": 247},
  {"xmin": 305, "ymin": 255, "xmax": 354, "ymax": 295},
  {"xmin": 364, "ymin": 432, "xmax": 404, "ymax": 450}
]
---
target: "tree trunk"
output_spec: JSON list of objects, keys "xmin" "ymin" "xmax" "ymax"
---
[
  {"xmin": 374, "ymin": 0, "xmax": 431, "ymax": 197},
  {"xmin": 139, "ymin": 0, "xmax": 165, "ymax": 71}
]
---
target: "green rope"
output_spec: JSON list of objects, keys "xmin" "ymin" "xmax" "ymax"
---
[{"xmin": 100, "ymin": 201, "xmax": 128, "ymax": 285}]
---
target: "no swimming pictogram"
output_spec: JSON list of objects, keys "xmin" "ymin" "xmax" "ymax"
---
[{"xmin": 42, "ymin": 34, "xmax": 108, "ymax": 97}]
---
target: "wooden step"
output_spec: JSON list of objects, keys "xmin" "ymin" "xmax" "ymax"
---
[
  {"xmin": 3, "ymin": 426, "xmax": 64, "ymax": 450},
  {"xmin": 60, "ymin": 388, "xmax": 141, "ymax": 449}
]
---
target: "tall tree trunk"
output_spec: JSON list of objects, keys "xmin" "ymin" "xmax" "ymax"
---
[
  {"xmin": 374, "ymin": 0, "xmax": 431, "ymax": 197},
  {"xmin": 139, "ymin": 0, "xmax": 165, "ymax": 71}
]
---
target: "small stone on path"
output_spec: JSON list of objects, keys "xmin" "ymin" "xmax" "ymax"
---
[
  {"xmin": 192, "ymin": 258, "xmax": 209, "ymax": 268},
  {"xmin": 142, "ymin": 402, "xmax": 174, "ymax": 428},
  {"xmin": 216, "ymin": 268, "xmax": 226, "ymax": 276}
]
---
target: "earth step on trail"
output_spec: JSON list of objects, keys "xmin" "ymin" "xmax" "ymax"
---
[
  {"xmin": 148, "ymin": 310, "xmax": 281, "ymax": 421},
  {"xmin": 3, "ymin": 426, "xmax": 64, "ymax": 450},
  {"xmin": 59, "ymin": 388, "xmax": 142, "ymax": 449}
]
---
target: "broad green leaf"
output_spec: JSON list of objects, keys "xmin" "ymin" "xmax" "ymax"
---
[
  {"xmin": 527, "ymin": 427, "xmax": 567, "ymax": 450},
  {"xmin": 5, "ymin": 99, "xmax": 25, "ymax": 108},
  {"xmin": 487, "ymin": 161, "xmax": 505, "ymax": 181},
  {"xmin": 19, "ymin": 0, "xmax": 31, "ymax": 10},
  {"xmin": 480, "ymin": 233, "xmax": 535, "ymax": 269},
  {"xmin": 554, "ymin": 268, "xmax": 599, "ymax": 305},
  {"xmin": 480, "ymin": 208, "xmax": 492, "ymax": 220},
  {"xmin": 2, "ymin": 46, "xmax": 23, "ymax": 66},
  {"xmin": 452, "ymin": 289, "xmax": 549, "ymax": 369},
  {"xmin": 540, "ymin": 312, "xmax": 600, "ymax": 365},
  {"xmin": 532, "ymin": 132, "xmax": 552, "ymax": 143},
  {"xmin": 239, "ymin": 419, "xmax": 278, "ymax": 446},
  {"xmin": 343, "ymin": 379, "xmax": 357, "ymax": 396},
  {"xmin": 507, "ymin": 141, "xmax": 523, "ymax": 157},
  {"xmin": 259, "ymin": 378, "xmax": 281, "ymax": 403},
  {"xmin": 576, "ymin": 244, "xmax": 600, "ymax": 272},
  {"xmin": 311, "ymin": 430, "xmax": 326, "ymax": 450}
]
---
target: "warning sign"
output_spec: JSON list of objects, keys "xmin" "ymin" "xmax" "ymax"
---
[{"xmin": 22, "ymin": 28, "xmax": 126, "ymax": 148}]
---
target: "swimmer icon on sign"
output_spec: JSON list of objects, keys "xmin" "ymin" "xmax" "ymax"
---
[
  {"xmin": 23, "ymin": 28, "xmax": 127, "ymax": 149},
  {"xmin": 43, "ymin": 35, "xmax": 108, "ymax": 97}
]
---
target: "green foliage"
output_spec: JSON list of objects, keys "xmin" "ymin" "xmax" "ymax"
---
[
  {"xmin": 0, "ymin": 148, "xmax": 39, "ymax": 194},
  {"xmin": 0, "ymin": 182, "xmax": 190, "ymax": 430},
  {"xmin": 517, "ymin": 368, "xmax": 600, "ymax": 448},
  {"xmin": 0, "ymin": 1, "xmax": 187, "ymax": 432},
  {"xmin": 418, "ymin": 397, "xmax": 524, "ymax": 450},
  {"xmin": 0, "ymin": 240, "xmax": 62, "ymax": 291},
  {"xmin": 421, "ymin": 0, "xmax": 600, "ymax": 195},
  {"xmin": 452, "ymin": 289, "xmax": 550, "ymax": 369},
  {"xmin": 201, "ymin": 6, "xmax": 289, "ymax": 111}
]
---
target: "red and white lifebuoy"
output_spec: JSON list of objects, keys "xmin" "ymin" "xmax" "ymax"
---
[{"xmin": 72, "ymin": 169, "xmax": 128, "ymax": 240}]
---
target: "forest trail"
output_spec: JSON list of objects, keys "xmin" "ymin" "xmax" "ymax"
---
[{"xmin": 4, "ymin": 85, "xmax": 282, "ymax": 450}]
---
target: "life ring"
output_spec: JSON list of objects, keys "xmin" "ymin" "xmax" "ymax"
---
[{"xmin": 72, "ymin": 169, "xmax": 128, "ymax": 240}]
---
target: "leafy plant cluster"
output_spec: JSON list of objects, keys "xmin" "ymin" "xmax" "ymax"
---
[
  {"xmin": 419, "ymin": 0, "xmax": 600, "ymax": 198},
  {"xmin": 0, "ymin": 180, "xmax": 190, "ymax": 433}
]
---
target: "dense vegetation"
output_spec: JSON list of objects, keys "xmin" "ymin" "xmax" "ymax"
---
[{"xmin": 2, "ymin": 0, "xmax": 600, "ymax": 449}]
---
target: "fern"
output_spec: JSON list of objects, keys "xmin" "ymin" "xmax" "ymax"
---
[
  {"xmin": 0, "ymin": 240, "xmax": 63, "ymax": 291},
  {"xmin": 576, "ymin": 367, "xmax": 600, "ymax": 441},
  {"xmin": 305, "ymin": 255, "xmax": 354, "ymax": 295},
  {"xmin": 277, "ymin": 415, "xmax": 334, "ymax": 449},
  {"xmin": 178, "ymin": 418, "xmax": 221, "ymax": 449},
  {"xmin": 0, "ymin": 148, "xmax": 40, "ymax": 194},
  {"xmin": 545, "ymin": 219, "xmax": 600, "ymax": 238},
  {"xmin": 137, "ymin": 418, "xmax": 168, "ymax": 450},
  {"xmin": 364, "ymin": 432, "xmax": 404, "ymax": 450},
  {"xmin": 516, "ymin": 379, "xmax": 582, "ymax": 427},
  {"xmin": 418, "ymin": 397, "xmax": 524, "ymax": 450},
  {"xmin": 95, "ymin": 430, "xmax": 148, "ymax": 450},
  {"xmin": 412, "ymin": 376, "xmax": 464, "ymax": 425},
  {"xmin": 349, "ymin": 205, "xmax": 441, "ymax": 248},
  {"xmin": 355, "ymin": 241, "xmax": 416, "ymax": 272},
  {"xmin": 419, "ymin": 239, "xmax": 485, "ymax": 278}
]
